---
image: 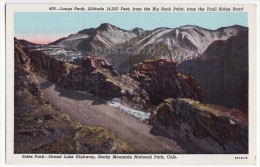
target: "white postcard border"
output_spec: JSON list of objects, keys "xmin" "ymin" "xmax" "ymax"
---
[{"xmin": 5, "ymin": 3, "xmax": 258, "ymax": 165}]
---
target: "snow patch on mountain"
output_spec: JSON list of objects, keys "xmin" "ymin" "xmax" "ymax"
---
[{"xmin": 22, "ymin": 24, "xmax": 247, "ymax": 73}]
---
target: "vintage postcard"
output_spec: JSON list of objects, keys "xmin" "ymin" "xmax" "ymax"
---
[{"xmin": 5, "ymin": 2, "xmax": 257, "ymax": 165}]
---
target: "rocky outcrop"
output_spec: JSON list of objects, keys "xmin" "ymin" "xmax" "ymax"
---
[
  {"xmin": 15, "ymin": 39, "xmax": 42, "ymax": 98},
  {"xmin": 150, "ymin": 98, "xmax": 248, "ymax": 153},
  {"xmin": 28, "ymin": 50, "xmax": 150, "ymax": 110},
  {"xmin": 28, "ymin": 50, "xmax": 77, "ymax": 83},
  {"xmin": 14, "ymin": 38, "xmax": 133, "ymax": 154},
  {"xmin": 129, "ymin": 59, "xmax": 204, "ymax": 105}
]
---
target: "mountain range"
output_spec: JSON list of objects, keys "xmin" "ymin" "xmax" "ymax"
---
[
  {"xmin": 20, "ymin": 23, "xmax": 248, "ymax": 111},
  {"xmin": 24, "ymin": 23, "xmax": 247, "ymax": 73}
]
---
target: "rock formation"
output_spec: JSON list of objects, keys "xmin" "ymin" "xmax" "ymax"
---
[
  {"xmin": 129, "ymin": 59, "xmax": 204, "ymax": 105},
  {"xmin": 28, "ymin": 50, "xmax": 150, "ymax": 110},
  {"xmin": 14, "ymin": 38, "xmax": 133, "ymax": 154},
  {"xmin": 150, "ymin": 98, "xmax": 248, "ymax": 153}
]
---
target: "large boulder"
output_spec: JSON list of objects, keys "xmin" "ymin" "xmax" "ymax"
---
[{"xmin": 129, "ymin": 59, "xmax": 204, "ymax": 105}]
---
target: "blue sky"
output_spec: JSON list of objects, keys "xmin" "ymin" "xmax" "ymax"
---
[{"xmin": 14, "ymin": 12, "xmax": 247, "ymax": 44}]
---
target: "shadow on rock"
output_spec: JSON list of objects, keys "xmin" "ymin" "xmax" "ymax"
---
[
  {"xmin": 91, "ymin": 97, "xmax": 107, "ymax": 105},
  {"xmin": 54, "ymin": 85, "xmax": 94, "ymax": 101}
]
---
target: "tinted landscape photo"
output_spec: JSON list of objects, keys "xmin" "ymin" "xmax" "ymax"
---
[{"xmin": 14, "ymin": 12, "xmax": 248, "ymax": 154}]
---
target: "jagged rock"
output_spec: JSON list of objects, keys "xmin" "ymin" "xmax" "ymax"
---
[
  {"xmin": 150, "ymin": 98, "xmax": 248, "ymax": 153},
  {"xmin": 14, "ymin": 38, "xmax": 133, "ymax": 154},
  {"xmin": 28, "ymin": 50, "xmax": 77, "ymax": 83},
  {"xmin": 129, "ymin": 59, "xmax": 204, "ymax": 105},
  {"xmin": 80, "ymin": 56, "xmax": 150, "ymax": 109},
  {"xmin": 14, "ymin": 38, "xmax": 42, "ymax": 97},
  {"xmin": 81, "ymin": 56, "xmax": 119, "ymax": 76},
  {"xmin": 27, "ymin": 50, "xmax": 150, "ymax": 110}
]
